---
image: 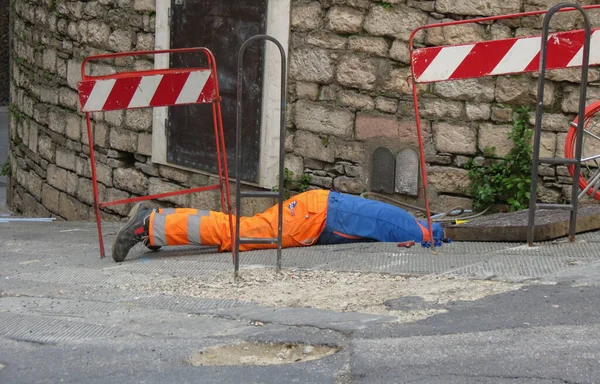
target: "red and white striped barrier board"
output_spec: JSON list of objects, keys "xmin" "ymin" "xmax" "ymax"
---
[
  {"xmin": 412, "ymin": 28, "xmax": 600, "ymax": 83},
  {"xmin": 78, "ymin": 69, "xmax": 217, "ymax": 112}
]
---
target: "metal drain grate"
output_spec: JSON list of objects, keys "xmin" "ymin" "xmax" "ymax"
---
[
  {"xmin": 0, "ymin": 312, "xmax": 122, "ymax": 344},
  {"xmin": 13, "ymin": 266, "xmax": 174, "ymax": 287},
  {"xmin": 448, "ymin": 254, "xmax": 578, "ymax": 280},
  {"xmin": 132, "ymin": 295, "xmax": 258, "ymax": 312},
  {"xmin": 115, "ymin": 260, "xmax": 231, "ymax": 277}
]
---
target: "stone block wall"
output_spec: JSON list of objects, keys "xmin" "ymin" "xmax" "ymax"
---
[
  {"xmin": 6, "ymin": 0, "xmax": 600, "ymax": 221},
  {"xmin": 0, "ymin": 0, "xmax": 9, "ymax": 105},
  {"xmin": 8, "ymin": 0, "xmax": 162, "ymax": 220},
  {"xmin": 287, "ymin": 0, "xmax": 600, "ymax": 210}
]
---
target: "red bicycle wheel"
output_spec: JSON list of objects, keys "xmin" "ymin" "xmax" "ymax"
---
[{"xmin": 564, "ymin": 100, "xmax": 600, "ymax": 200}]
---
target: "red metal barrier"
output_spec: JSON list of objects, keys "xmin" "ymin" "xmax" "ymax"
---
[
  {"xmin": 78, "ymin": 47, "xmax": 233, "ymax": 258},
  {"xmin": 409, "ymin": 4, "xmax": 600, "ymax": 248}
]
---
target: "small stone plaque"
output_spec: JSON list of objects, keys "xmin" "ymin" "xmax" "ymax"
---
[
  {"xmin": 395, "ymin": 148, "xmax": 419, "ymax": 197},
  {"xmin": 370, "ymin": 147, "xmax": 395, "ymax": 194}
]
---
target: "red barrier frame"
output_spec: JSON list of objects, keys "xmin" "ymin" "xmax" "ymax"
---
[
  {"xmin": 78, "ymin": 47, "xmax": 233, "ymax": 258},
  {"xmin": 408, "ymin": 4, "xmax": 600, "ymax": 247}
]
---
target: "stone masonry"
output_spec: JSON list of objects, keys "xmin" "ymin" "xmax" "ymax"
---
[
  {"xmin": 8, "ymin": 0, "xmax": 161, "ymax": 220},
  {"xmin": 6, "ymin": 0, "xmax": 600, "ymax": 221},
  {"xmin": 0, "ymin": 0, "xmax": 9, "ymax": 105},
  {"xmin": 287, "ymin": 0, "xmax": 600, "ymax": 211}
]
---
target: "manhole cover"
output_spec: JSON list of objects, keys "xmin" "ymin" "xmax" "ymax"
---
[{"xmin": 187, "ymin": 342, "xmax": 339, "ymax": 366}]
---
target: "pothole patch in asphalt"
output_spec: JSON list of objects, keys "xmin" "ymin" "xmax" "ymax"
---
[{"xmin": 187, "ymin": 342, "xmax": 339, "ymax": 366}]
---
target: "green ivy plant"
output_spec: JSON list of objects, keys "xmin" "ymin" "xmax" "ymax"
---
[
  {"xmin": 295, "ymin": 172, "xmax": 312, "ymax": 193},
  {"xmin": 273, "ymin": 167, "xmax": 312, "ymax": 199},
  {"xmin": 465, "ymin": 106, "xmax": 535, "ymax": 212},
  {"xmin": 12, "ymin": 134, "xmax": 22, "ymax": 147},
  {"xmin": 0, "ymin": 160, "xmax": 10, "ymax": 177},
  {"xmin": 9, "ymin": 104, "xmax": 26, "ymax": 121}
]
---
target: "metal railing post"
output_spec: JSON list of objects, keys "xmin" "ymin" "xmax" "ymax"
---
[
  {"xmin": 235, "ymin": 35, "xmax": 287, "ymax": 277},
  {"xmin": 527, "ymin": 3, "xmax": 591, "ymax": 245}
]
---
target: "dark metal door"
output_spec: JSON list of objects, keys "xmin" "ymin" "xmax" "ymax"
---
[{"xmin": 168, "ymin": 0, "xmax": 266, "ymax": 182}]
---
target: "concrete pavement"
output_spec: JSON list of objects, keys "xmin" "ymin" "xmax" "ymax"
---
[{"xmin": 1, "ymin": 219, "xmax": 600, "ymax": 383}]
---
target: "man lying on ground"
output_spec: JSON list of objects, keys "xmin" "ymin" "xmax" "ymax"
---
[{"xmin": 111, "ymin": 189, "xmax": 444, "ymax": 262}]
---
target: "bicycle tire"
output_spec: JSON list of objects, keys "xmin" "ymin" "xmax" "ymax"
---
[{"xmin": 564, "ymin": 100, "xmax": 600, "ymax": 200}]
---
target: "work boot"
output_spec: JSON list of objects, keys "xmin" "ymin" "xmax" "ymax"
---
[{"xmin": 111, "ymin": 203, "xmax": 152, "ymax": 262}]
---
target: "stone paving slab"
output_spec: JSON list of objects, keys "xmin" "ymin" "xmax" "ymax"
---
[{"xmin": 445, "ymin": 206, "xmax": 600, "ymax": 242}]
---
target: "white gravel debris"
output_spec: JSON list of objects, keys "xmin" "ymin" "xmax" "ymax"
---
[{"xmin": 123, "ymin": 268, "xmax": 523, "ymax": 323}]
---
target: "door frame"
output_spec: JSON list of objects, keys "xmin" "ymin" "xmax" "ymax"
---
[{"xmin": 152, "ymin": 0, "xmax": 291, "ymax": 189}]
